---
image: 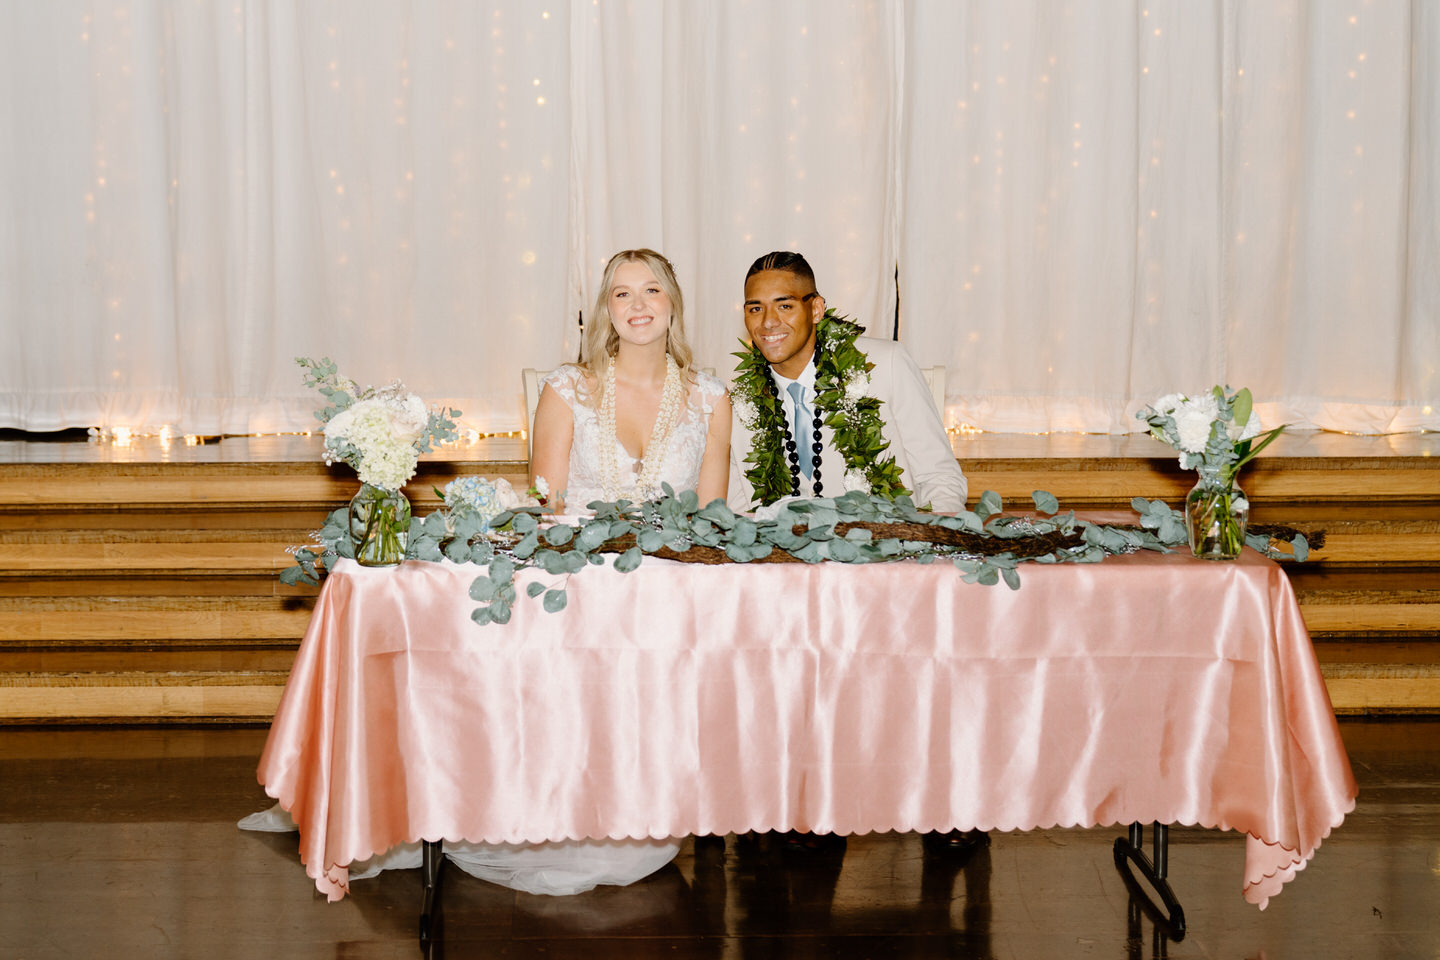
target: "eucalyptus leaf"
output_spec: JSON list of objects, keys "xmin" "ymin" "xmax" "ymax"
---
[
  {"xmin": 614, "ymin": 546, "xmax": 643, "ymax": 573},
  {"xmin": 543, "ymin": 589, "xmax": 568, "ymax": 613},
  {"xmin": 562, "ymin": 551, "xmax": 588, "ymax": 574},
  {"xmin": 697, "ymin": 500, "xmax": 737, "ymax": 528},
  {"xmin": 638, "ymin": 529, "xmax": 666, "ymax": 552},
  {"xmin": 488, "ymin": 600, "xmax": 512, "ymax": 624},
  {"xmin": 470, "ymin": 576, "xmax": 497, "ymax": 602},
  {"xmin": 279, "ymin": 566, "xmax": 311, "ymax": 586},
  {"xmin": 526, "ymin": 580, "xmax": 547, "ymax": 598},
  {"xmin": 514, "ymin": 531, "xmax": 540, "ymax": 558},
  {"xmin": 490, "ymin": 557, "xmax": 516, "ymax": 582},
  {"xmin": 544, "ymin": 524, "xmax": 574, "ymax": 546},
  {"xmin": 1032, "ymin": 490, "xmax": 1060, "ymax": 515},
  {"xmin": 577, "ymin": 522, "xmax": 610, "ymax": 551},
  {"xmin": 1001, "ymin": 566, "xmax": 1022, "ymax": 590},
  {"xmin": 1293, "ymin": 534, "xmax": 1309, "ymax": 562},
  {"xmin": 974, "ymin": 490, "xmax": 1004, "ymax": 520},
  {"xmin": 511, "ymin": 512, "xmax": 539, "ymax": 534},
  {"xmin": 451, "ymin": 514, "xmax": 484, "ymax": 541},
  {"xmin": 471, "ymin": 607, "xmax": 493, "ymax": 625},
  {"xmin": 538, "ymin": 549, "xmax": 568, "ymax": 575},
  {"xmin": 792, "ymin": 541, "xmax": 824, "ymax": 563},
  {"xmin": 443, "ymin": 539, "xmax": 472, "ymax": 563},
  {"xmin": 956, "ymin": 511, "xmax": 985, "ymax": 534}
]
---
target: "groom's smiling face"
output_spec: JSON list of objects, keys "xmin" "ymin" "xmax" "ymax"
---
[{"xmin": 743, "ymin": 269, "xmax": 825, "ymax": 380}]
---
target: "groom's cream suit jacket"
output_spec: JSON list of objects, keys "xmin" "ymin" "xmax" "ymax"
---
[{"xmin": 727, "ymin": 337, "xmax": 968, "ymax": 514}]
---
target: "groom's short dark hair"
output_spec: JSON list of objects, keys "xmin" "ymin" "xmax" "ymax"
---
[{"xmin": 746, "ymin": 251, "xmax": 816, "ymax": 289}]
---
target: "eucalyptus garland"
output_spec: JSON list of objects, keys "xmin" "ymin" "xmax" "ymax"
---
[
  {"xmin": 731, "ymin": 310, "xmax": 908, "ymax": 506},
  {"xmin": 280, "ymin": 487, "xmax": 1315, "ymax": 627}
]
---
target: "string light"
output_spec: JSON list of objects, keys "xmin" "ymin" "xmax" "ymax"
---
[{"xmin": 85, "ymin": 428, "xmax": 530, "ymax": 447}]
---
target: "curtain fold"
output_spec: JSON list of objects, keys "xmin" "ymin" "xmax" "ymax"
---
[{"xmin": 1, "ymin": 0, "xmax": 1434, "ymax": 436}]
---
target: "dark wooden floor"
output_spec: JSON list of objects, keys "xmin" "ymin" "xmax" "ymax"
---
[{"xmin": 1, "ymin": 720, "xmax": 1438, "ymax": 959}]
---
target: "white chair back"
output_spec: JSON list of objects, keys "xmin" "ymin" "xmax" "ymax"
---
[
  {"xmin": 522, "ymin": 367, "xmax": 547, "ymax": 461},
  {"xmin": 920, "ymin": 365, "xmax": 947, "ymax": 420}
]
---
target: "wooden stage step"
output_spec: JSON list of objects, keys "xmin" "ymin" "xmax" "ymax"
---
[{"xmin": 0, "ymin": 431, "xmax": 1436, "ymax": 721}]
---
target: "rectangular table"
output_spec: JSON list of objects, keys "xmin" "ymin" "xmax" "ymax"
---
[{"xmin": 257, "ymin": 548, "xmax": 1356, "ymax": 910}]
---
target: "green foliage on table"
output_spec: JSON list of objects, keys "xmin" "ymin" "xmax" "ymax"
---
[{"xmin": 279, "ymin": 486, "xmax": 1314, "ymax": 623}]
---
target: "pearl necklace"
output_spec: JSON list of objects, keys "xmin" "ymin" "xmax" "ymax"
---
[{"xmin": 598, "ymin": 353, "xmax": 683, "ymax": 502}]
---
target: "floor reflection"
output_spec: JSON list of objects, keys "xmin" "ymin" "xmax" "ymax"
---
[{"xmin": 727, "ymin": 832, "xmax": 995, "ymax": 959}]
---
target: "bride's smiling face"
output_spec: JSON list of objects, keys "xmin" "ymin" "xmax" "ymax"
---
[{"xmin": 608, "ymin": 261, "xmax": 672, "ymax": 349}]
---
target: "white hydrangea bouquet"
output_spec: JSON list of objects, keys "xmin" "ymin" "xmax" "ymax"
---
[
  {"xmin": 1136, "ymin": 386, "xmax": 1284, "ymax": 559},
  {"xmin": 298, "ymin": 356, "xmax": 459, "ymax": 565}
]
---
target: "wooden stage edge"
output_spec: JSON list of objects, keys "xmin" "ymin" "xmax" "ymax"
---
[{"xmin": 0, "ymin": 429, "xmax": 1437, "ymax": 721}]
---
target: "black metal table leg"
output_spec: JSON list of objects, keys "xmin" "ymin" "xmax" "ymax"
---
[
  {"xmin": 1112, "ymin": 821, "xmax": 1186, "ymax": 937},
  {"xmin": 419, "ymin": 839, "xmax": 444, "ymax": 943}
]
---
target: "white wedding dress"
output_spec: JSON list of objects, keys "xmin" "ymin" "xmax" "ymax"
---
[
  {"xmin": 240, "ymin": 364, "xmax": 727, "ymax": 897},
  {"xmin": 541, "ymin": 364, "xmax": 727, "ymax": 508}
]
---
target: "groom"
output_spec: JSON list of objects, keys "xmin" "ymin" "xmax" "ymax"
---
[
  {"xmin": 727, "ymin": 251, "xmax": 968, "ymax": 513},
  {"xmin": 727, "ymin": 250, "xmax": 985, "ymax": 857}
]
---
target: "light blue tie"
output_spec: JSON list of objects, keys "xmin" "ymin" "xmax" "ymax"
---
[{"xmin": 787, "ymin": 381, "xmax": 814, "ymax": 478}]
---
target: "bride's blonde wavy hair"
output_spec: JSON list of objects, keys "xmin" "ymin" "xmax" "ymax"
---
[{"xmin": 579, "ymin": 249, "xmax": 694, "ymax": 402}]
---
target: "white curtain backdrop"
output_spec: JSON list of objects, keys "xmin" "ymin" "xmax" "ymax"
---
[
  {"xmin": 901, "ymin": 0, "xmax": 1439, "ymax": 433},
  {"xmin": 0, "ymin": 0, "xmax": 572, "ymax": 434},
  {"xmin": 567, "ymin": 0, "xmax": 901, "ymax": 374},
  {"xmin": 1, "ymin": 0, "xmax": 1435, "ymax": 436}
]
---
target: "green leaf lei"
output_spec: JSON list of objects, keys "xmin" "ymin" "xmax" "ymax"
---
[{"xmin": 731, "ymin": 309, "xmax": 908, "ymax": 506}]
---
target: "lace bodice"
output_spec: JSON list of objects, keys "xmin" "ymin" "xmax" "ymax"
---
[{"xmin": 541, "ymin": 364, "xmax": 726, "ymax": 509}]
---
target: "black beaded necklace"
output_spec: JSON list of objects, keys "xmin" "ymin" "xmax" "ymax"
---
[{"xmin": 765, "ymin": 343, "xmax": 825, "ymax": 498}]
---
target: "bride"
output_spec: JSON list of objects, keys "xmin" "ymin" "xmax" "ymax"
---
[
  {"xmin": 530, "ymin": 247, "xmax": 731, "ymax": 512},
  {"xmin": 241, "ymin": 249, "xmax": 730, "ymax": 899}
]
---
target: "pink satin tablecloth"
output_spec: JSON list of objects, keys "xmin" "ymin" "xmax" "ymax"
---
[{"xmin": 257, "ymin": 549, "xmax": 1356, "ymax": 907}]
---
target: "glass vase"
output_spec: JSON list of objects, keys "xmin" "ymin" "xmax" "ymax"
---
[
  {"xmin": 349, "ymin": 483, "xmax": 411, "ymax": 567},
  {"xmin": 1185, "ymin": 466, "xmax": 1248, "ymax": 560}
]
